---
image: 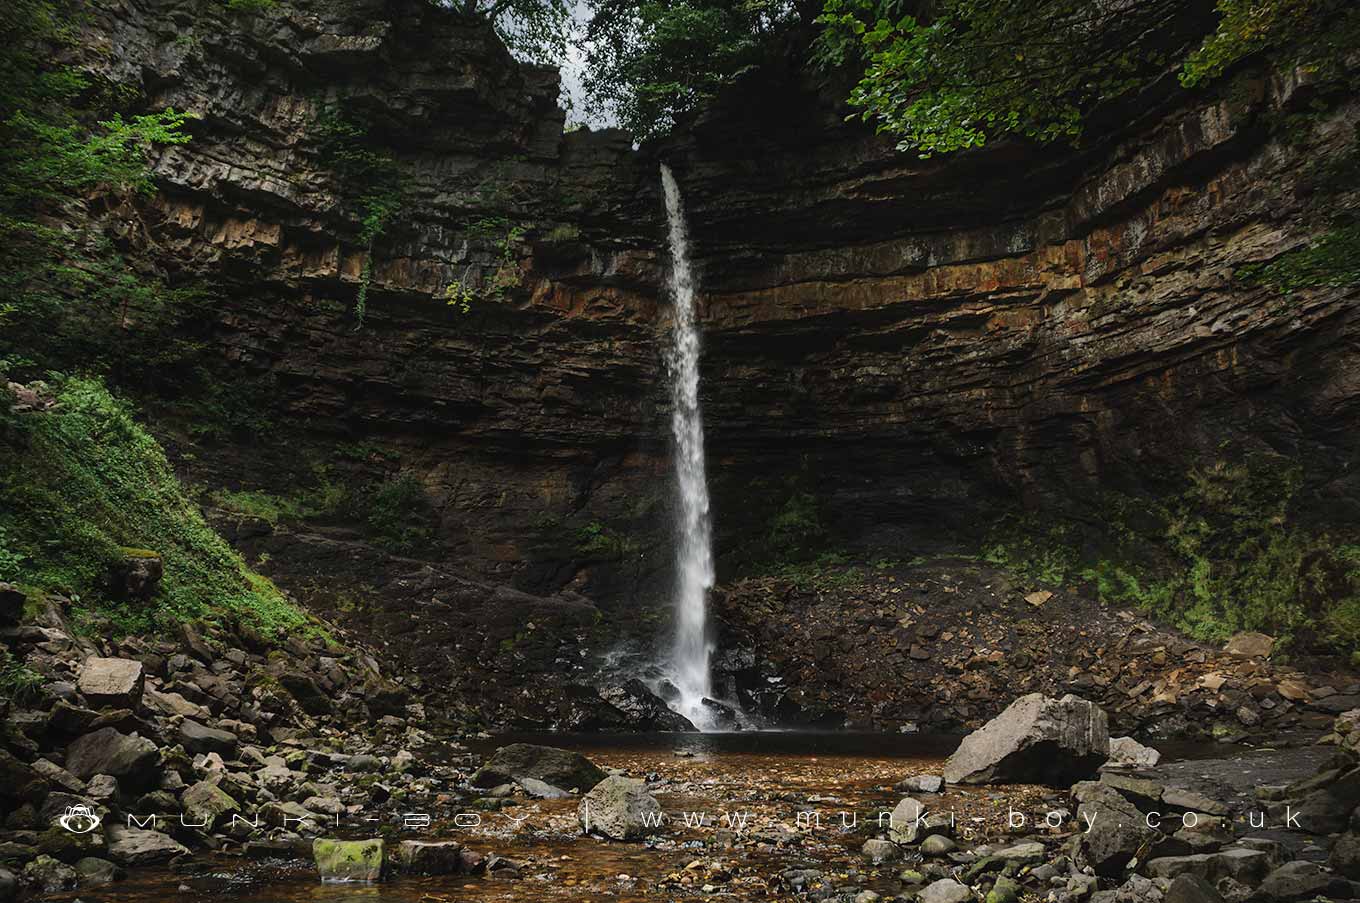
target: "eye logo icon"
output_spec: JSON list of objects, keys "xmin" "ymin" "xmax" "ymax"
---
[{"xmin": 58, "ymin": 805, "xmax": 101, "ymax": 834}]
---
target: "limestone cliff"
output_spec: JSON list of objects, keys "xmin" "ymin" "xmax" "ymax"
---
[{"xmin": 65, "ymin": 0, "xmax": 1360, "ymax": 725}]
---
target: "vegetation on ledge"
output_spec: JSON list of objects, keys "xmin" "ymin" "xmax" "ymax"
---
[{"xmin": 0, "ymin": 377, "xmax": 310, "ymax": 638}]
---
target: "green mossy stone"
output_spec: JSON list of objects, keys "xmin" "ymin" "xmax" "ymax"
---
[{"xmin": 312, "ymin": 838, "xmax": 384, "ymax": 883}]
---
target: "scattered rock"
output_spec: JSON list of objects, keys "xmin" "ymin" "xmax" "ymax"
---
[
  {"xmin": 473, "ymin": 743, "xmax": 607, "ymax": 792},
  {"xmin": 1071, "ymin": 780, "xmax": 1152, "ymax": 876},
  {"xmin": 76, "ymin": 657, "xmax": 145, "ymax": 709},
  {"xmin": 1108, "ymin": 737, "xmax": 1161, "ymax": 768},
  {"xmin": 106, "ymin": 825, "xmax": 189, "ymax": 866},
  {"xmin": 919, "ymin": 878, "xmax": 972, "ymax": 903},
  {"xmin": 1163, "ymin": 873, "xmax": 1225, "ymax": 903},
  {"xmin": 578, "ymin": 775, "xmax": 662, "ymax": 841},
  {"xmin": 64, "ymin": 728, "xmax": 159, "ymax": 787},
  {"xmin": 945, "ymin": 693, "xmax": 1109, "ymax": 786}
]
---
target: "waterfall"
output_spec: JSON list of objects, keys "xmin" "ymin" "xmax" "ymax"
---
[{"xmin": 659, "ymin": 164, "xmax": 718, "ymax": 731}]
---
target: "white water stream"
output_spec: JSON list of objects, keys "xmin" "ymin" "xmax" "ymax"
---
[{"xmin": 659, "ymin": 164, "xmax": 719, "ymax": 731}]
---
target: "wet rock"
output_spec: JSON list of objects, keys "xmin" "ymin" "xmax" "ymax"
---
[
  {"xmin": 64, "ymin": 728, "xmax": 159, "ymax": 787},
  {"xmin": 177, "ymin": 719, "xmax": 238, "ymax": 758},
  {"xmin": 396, "ymin": 840, "xmax": 463, "ymax": 875},
  {"xmin": 862, "ymin": 838, "xmax": 901, "ymax": 863},
  {"xmin": 313, "ymin": 838, "xmax": 384, "ymax": 882},
  {"xmin": 76, "ymin": 657, "xmax": 144, "ymax": 709},
  {"xmin": 1163, "ymin": 874, "xmax": 1225, "ymax": 903},
  {"xmin": 23, "ymin": 855, "xmax": 77, "ymax": 893},
  {"xmin": 181, "ymin": 781, "xmax": 239, "ymax": 829},
  {"xmin": 73, "ymin": 856, "xmax": 120, "ymax": 886},
  {"xmin": 472, "ymin": 743, "xmax": 606, "ymax": 792},
  {"xmin": 520, "ymin": 777, "xmax": 571, "ymax": 799},
  {"xmin": 887, "ymin": 797, "xmax": 927, "ymax": 844},
  {"xmin": 921, "ymin": 835, "xmax": 957, "ymax": 856},
  {"xmin": 919, "ymin": 878, "xmax": 972, "ymax": 903},
  {"xmin": 596, "ymin": 679, "xmax": 696, "ymax": 731},
  {"xmin": 1071, "ymin": 780, "xmax": 1151, "ymax": 876},
  {"xmin": 105, "ymin": 825, "xmax": 188, "ymax": 865},
  {"xmin": 1108, "ymin": 737, "xmax": 1161, "ymax": 768},
  {"xmin": 700, "ymin": 698, "xmax": 740, "ymax": 729},
  {"xmin": 1329, "ymin": 832, "xmax": 1360, "ymax": 879},
  {"xmin": 1144, "ymin": 849, "xmax": 1271, "ymax": 885},
  {"xmin": 897, "ymin": 774, "xmax": 945, "ymax": 793},
  {"xmin": 944, "ymin": 694, "xmax": 1109, "ymax": 786},
  {"xmin": 578, "ymin": 775, "xmax": 662, "ymax": 841},
  {"xmin": 37, "ymin": 823, "xmax": 106, "ymax": 863},
  {"xmin": 987, "ymin": 876, "xmax": 1021, "ymax": 903},
  {"xmin": 1257, "ymin": 861, "xmax": 1350, "ymax": 899}
]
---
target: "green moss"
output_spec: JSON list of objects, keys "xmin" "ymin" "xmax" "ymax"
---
[
  {"xmin": 0, "ymin": 377, "xmax": 309, "ymax": 638},
  {"xmin": 983, "ymin": 453, "xmax": 1360, "ymax": 654},
  {"xmin": 575, "ymin": 521, "xmax": 638, "ymax": 559},
  {"xmin": 0, "ymin": 647, "xmax": 43, "ymax": 704},
  {"xmin": 1236, "ymin": 223, "xmax": 1360, "ymax": 294}
]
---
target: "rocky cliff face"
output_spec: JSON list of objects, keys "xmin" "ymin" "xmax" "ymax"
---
[{"xmin": 73, "ymin": 0, "xmax": 1360, "ymax": 725}]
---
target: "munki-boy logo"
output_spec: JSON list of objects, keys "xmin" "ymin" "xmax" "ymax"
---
[{"xmin": 58, "ymin": 805, "xmax": 102, "ymax": 834}]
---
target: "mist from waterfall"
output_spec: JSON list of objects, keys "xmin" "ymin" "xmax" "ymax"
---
[{"xmin": 659, "ymin": 164, "xmax": 718, "ymax": 732}]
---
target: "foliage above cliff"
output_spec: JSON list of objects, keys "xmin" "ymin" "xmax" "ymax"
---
[{"xmin": 579, "ymin": 0, "xmax": 1357, "ymax": 151}]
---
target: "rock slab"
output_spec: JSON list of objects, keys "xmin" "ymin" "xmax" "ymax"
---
[{"xmin": 944, "ymin": 693, "xmax": 1109, "ymax": 786}]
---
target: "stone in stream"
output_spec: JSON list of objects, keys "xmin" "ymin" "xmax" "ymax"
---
[
  {"xmin": 896, "ymin": 774, "xmax": 944, "ymax": 793},
  {"xmin": 396, "ymin": 840, "xmax": 463, "ymax": 875},
  {"xmin": 22, "ymin": 856, "xmax": 77, "ymax": 894},
  {"xmin": 861, "ymin": 838, "xmax": 901, "ymax": 864},
  {"xmin": 76, "ymin": 657, "xmax": 144, "ymax": 709},
  {"xmin": 578, "ymin": 775, "xmax": 662, "ymax": 841},
  {"xmin": 919, "ymin": 878, "xmax": 972, "ymax": 903},
  {"xmin": 73, "ymin": 857, "xmax": 121, "ymax": 886},
  {"xmin": 520, "ymin": 777, "xmax": 571, "ymax": 799},
  {"xmin": 105, "ymin": 825, "xmax": 188, "ymax": 866},
  {"xmin": 1107, "ymin": 737, "xmax": 1161, "ymax": 768},
  {"xmin": 987, "ymin": 876, "xmax": 1022, "ymax": 903},
  {"xmin": 472, "ymin": 743, "xmax": 606, "ymax": 792},
  {"xmin": 313, "ymin": 838, "xmax": 384, "ymax": 882},
  {"xmin": 945, "ymin": 693, "xmax": 1109, "ymax": 786},
  {"xmin": 64, "ymin": 728, "xmax": 159, "ymax": 787}
]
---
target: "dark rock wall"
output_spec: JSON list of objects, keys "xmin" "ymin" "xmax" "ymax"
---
[{"xmin": 85, "ymin": 0, "xmax": 1360, "ymax": 615}]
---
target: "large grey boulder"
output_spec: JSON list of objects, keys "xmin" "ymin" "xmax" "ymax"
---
[
  {"xmin": 919, "ymin": 878, "xmax": 972, "ymax": 903},
  {"xmin": 578, "ymin": 775, "xmax": 662, "ymax": 840},
  {"xmin": 945, "ymin": 693, "xmax": 1109, "ymax": 786},
  {"xmin": 64, "ymin": 728, "xmax": 159, "ymax": 788},
  {"xmin": 105, "ymin": 825, "xmax": 188, "ymax": 865},
  {"xmin": 472, "ymin": 743, "xmax": 606, "ymax": 792},
  {"xmin": 1070, "ymin": 780, "xmax": 1154, "ymax": 876},
  {"xmin": 76, "ymin": 658, "xmax": 144, "ymax": 709}
]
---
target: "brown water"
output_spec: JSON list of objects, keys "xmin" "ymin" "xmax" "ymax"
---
[{"xmin": 42, "ymin": 732, "xmax": 1256, "ymax": 903}]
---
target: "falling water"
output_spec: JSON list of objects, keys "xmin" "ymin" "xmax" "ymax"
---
[{"xmin": 659, "ymin": 164, "xmax": 718, "ymax": 731}]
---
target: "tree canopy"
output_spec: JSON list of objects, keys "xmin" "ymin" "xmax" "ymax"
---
[
  {"xmin": 574, "ymin": 0, "xmax": 1358, "ymax": 153},
  {"xmin": 448, "ymin": 0, "xmax": 573, "ymax": 63}
]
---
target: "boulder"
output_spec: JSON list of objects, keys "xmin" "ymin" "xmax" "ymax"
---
[
  {"xmin": 1329, "ymin": 831, "xmax": 1360, "ymax": 879},
  {"xmin": 105, "ymin": 825, "xmax": 188, "ymax": 865},
  {"xmin": 944, "ymin": 693, "xmax": 1109, "ymax": 786},
  {"xmin": 1223, "ymin": 633, "xmax": 1274, "ymax": 658},
  {"xmin": 919, "ymin": 878, "xmax": 972, "ymax": 903},
  {"xmin": 921, "ymin": 835, "xmax": 957, "ymax": 856},
  {"xmin": 181, "ymin": 781, "xmax": 239, "ymax": 829},
  {"xmin": 397, "ymin": 840, "xmax": 463, "ymax": 875},
  {"xmin": 862, "ymin": 838, "xmax": 901, "ymax": 864},
  {"xmin": 1108, "ymin": 737, "xmax": 1161, "ymax": 768},
  {"xmin": 1163, "ymin": 874, "xmax": 1225, "ymax": 903},
  {"xmin": 1258, "ymin": 861, "xmax": 1350, "ymax": 900},
  {"xmin": 178, "ymin": 719, "xmax": 238, "ymax": 758},
  {"xmin": 987, "ymin": 876, "xmax": 1021, "ymax": 903},
  {"xmin": 473, "ymin": 743, "xmax": 607, "ymax": 792},
  {"xmin": 76, "ymin": 657, "xmax": 144, "ymax": 709},
  {"xmin": 64, "ymin": 728, "xmax": 159, "ymax": 787},
  {"xmin": 0, "ymin": 583, "xmax": 23, "ymax": 626},
  {"xmin": 520, "ymin": 777, "xmax": 571, "ymax": 799},
  {"xmin": 313, "ymin": 838, "xmax": 384, "ymax": 882},
  {"xmin": 1144, "ymin": 848, "xmax": 1271, "ymax": 885},
  {"xmin": 73, "ymin": 857, "xmax": 120, "ymax": 886},
  {"xmin": 887, "ymin": 797, "xmax": 926, "ymax": 844},
  {"xmin": 22, "ymin": 855, "xmax": 77, "ymax": 894},
  {"xmin": 578, "ymin": 775, "xmax": 662, "ymax": 841},
  {"xmin": 1071, "ymin": 780, "xmax": 1153, "ymax": 876},
  {"xmin": 597, "ymin": 679, "xmax": 697, "ymax": 731}
]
